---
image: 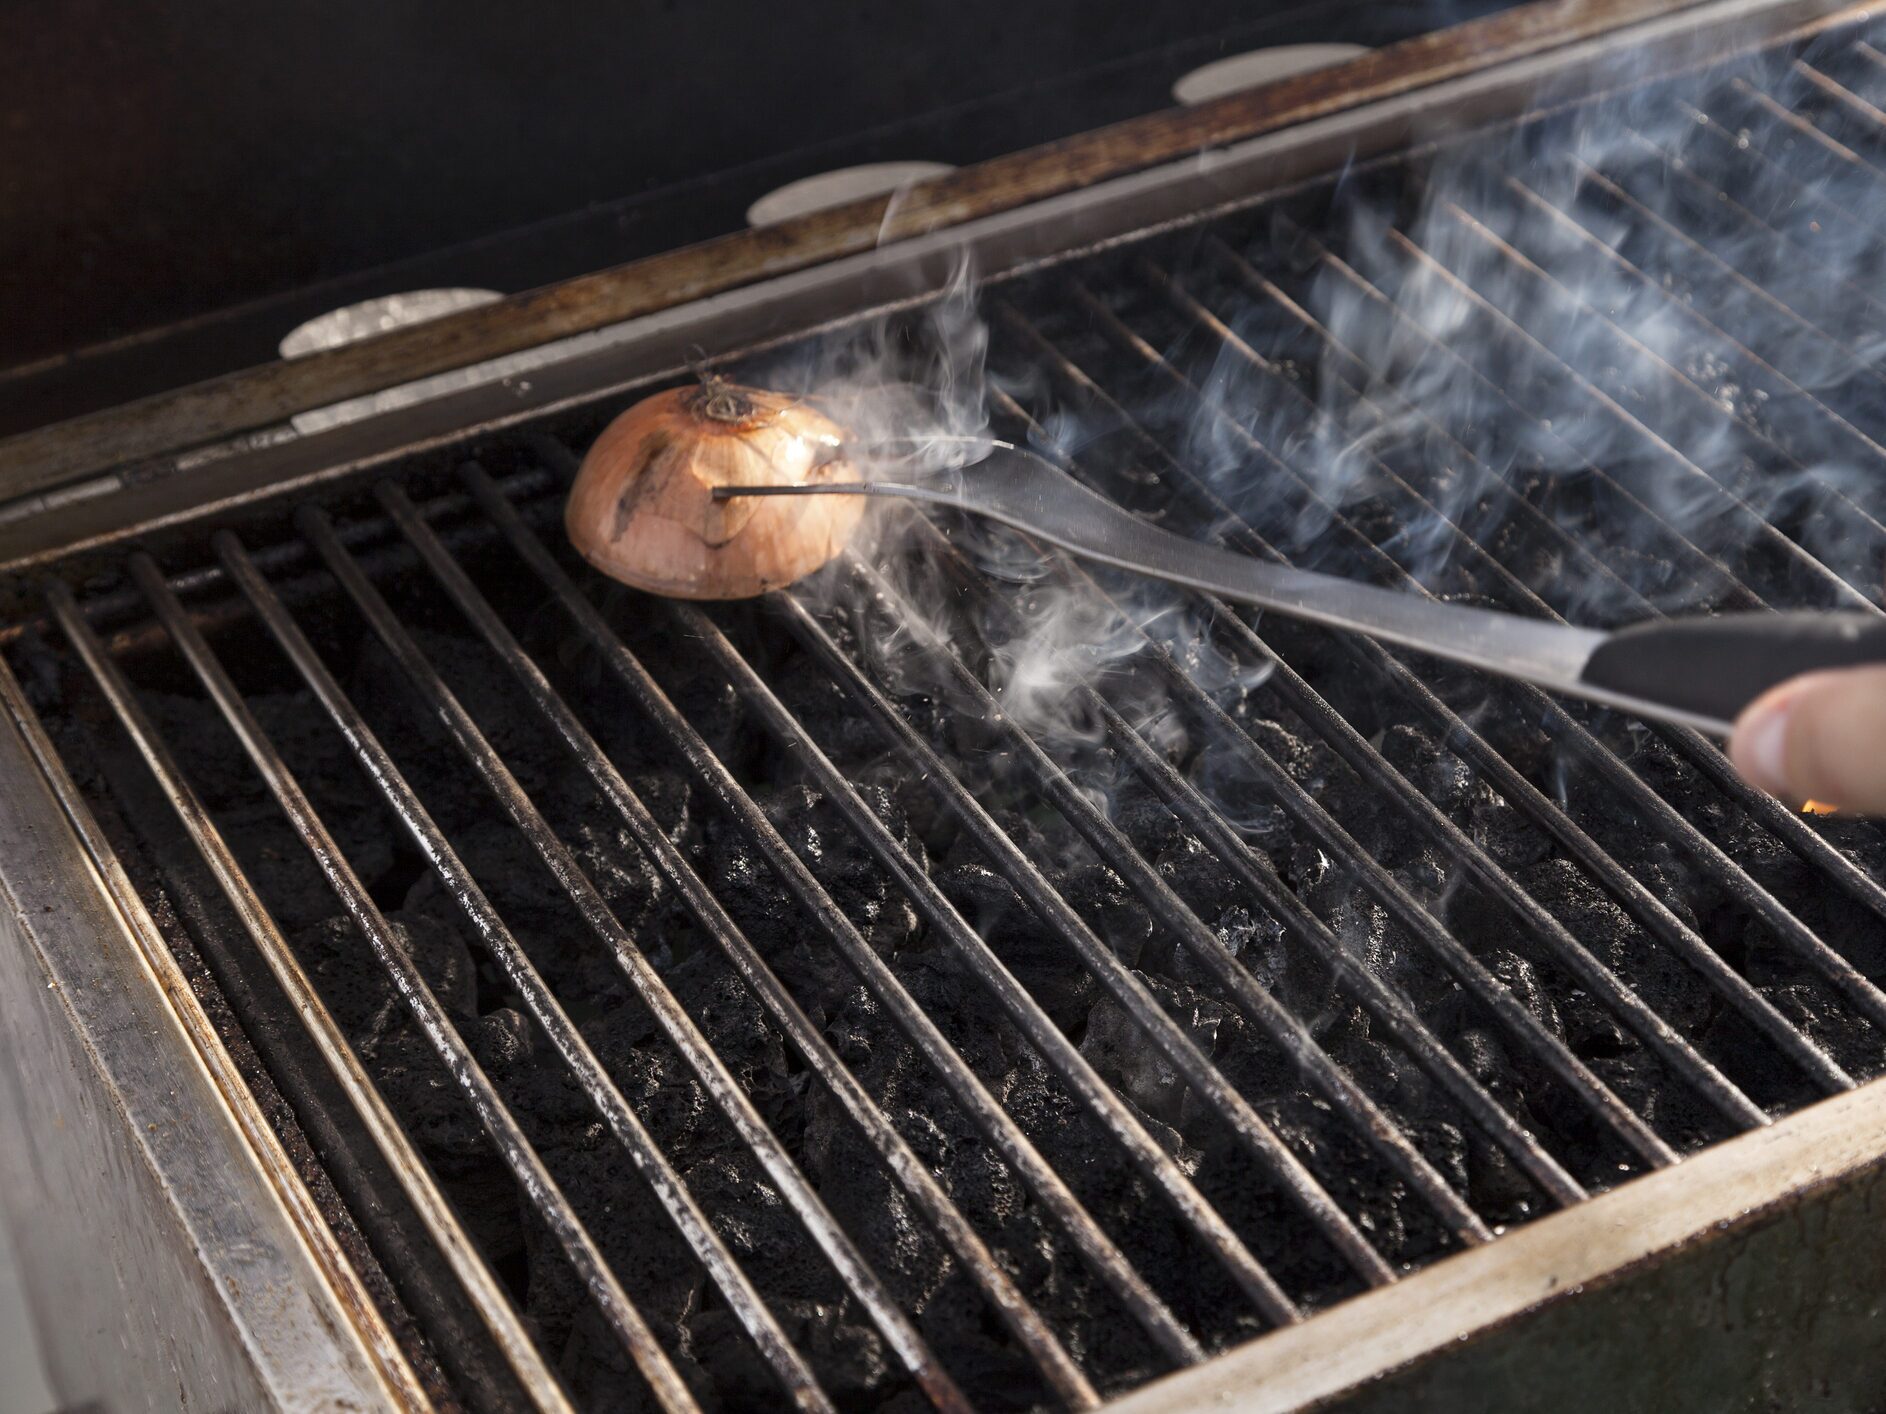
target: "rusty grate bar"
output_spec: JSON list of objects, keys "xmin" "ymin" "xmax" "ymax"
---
[
  {"xmin": 727, "ymin": 571, "xmax": 1432, "ymax": 1257},
  {"xmin": 1030, "ymin": 280, "xmax": 1771, "ymax": 1128},
  {"xmin": 1180, "ymin": 249, "xmax": 1856, "ymax": 1093},
  {"xmin": 762, "ymin": 536, "xmax": 1579, "ymax": 1202},
  {"xmin": 1090, "ymin": 236, "xmax": 1886, "ymax": 1050},
  {"xmin": 56, "ymin": 563, "xmax": 685, "ymax": 1411},
  {"xmin": 269, "ymin": 512, "xmax": 967, "ymax": 1413},
  {"xmin": 40, "ymin": 579, "xmax": 573, "ymax": 1414},
  {"xmin": 1312, "ymin": 223, "xmax": 1886, "ymax": 1024},
  {"xmin": 494, "ymin": 448, "xmax": 1282, "ymax": 1357},
  {"xmin": 132, "ymin": 549, "xmax": 713, "ymax": 1412},
  {"xmin": 382, "ymin": 473, "xmax": 1099, "ymax": 1410},
  {"xmin": 1137, "ymin": 253, "xmax": 1879, "ymax": 1069},
  {"xmin": 1243, "ymin": 214, "xmax": 1886, "ymax": 937},
  {"xmin": 767, "ymin": 566, "xmax": 1499, "ymax": 1242}
]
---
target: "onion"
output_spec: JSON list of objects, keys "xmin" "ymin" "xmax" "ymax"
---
[{"xmin": 565, "ymin": 378, "xmax": 865, "ymax": 599}]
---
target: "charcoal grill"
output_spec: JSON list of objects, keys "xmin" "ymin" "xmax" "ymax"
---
[{"xmin": 5, "ymin": 0, "xmax": 1886, "ymax": 1409}]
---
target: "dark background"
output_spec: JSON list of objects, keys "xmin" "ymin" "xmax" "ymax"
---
[{"xmin": 0, "ymin": 0, "xmax": 1510, "ymax": 431}]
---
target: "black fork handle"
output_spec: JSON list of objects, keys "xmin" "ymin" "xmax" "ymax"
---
[{"xmin": 1580, "ymin": 613, "xmax": 1886, "ymax": 726}]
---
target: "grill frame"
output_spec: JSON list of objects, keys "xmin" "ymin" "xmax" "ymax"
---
[{"xmin": 3, "ymin": 1, "xmax": 1885, "ymax": 1409}]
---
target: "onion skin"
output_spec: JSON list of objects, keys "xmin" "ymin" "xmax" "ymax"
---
[{"xmin": 565, "ymin": 382, "xmax": 865, "ymax": 600}]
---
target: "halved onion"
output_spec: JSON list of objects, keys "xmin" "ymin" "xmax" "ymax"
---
[{"xmin": 565, "ymin": 379, "xmax": 864, "ymax": 599}]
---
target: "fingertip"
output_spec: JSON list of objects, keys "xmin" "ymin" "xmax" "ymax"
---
[
  {"xmin": 1730, "ymin": 666, "xmax": 1886, "ymax": 815},
  {"xmin": 1730, "ymin": 687, "xmax": 1795, "ymax": 797}
]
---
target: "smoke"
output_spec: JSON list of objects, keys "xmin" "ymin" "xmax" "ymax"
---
[
  {"xmin": 735, "ymin": 254, "xmax": 1269, "ymax": 769},
  {"xmin": 1190, "ymin": 28, "xmax": 1886, "ymax": 629},
  {"xmin": 716, "ymin": 25, "xmax": 1886, "ymax": 858}
]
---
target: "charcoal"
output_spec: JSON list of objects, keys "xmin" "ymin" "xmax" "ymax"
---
[
  {"xmin": 41, "ymin": 184, "xmax": 1886, "ymax": 1410},
  {"xmin": 937, "ymin": 857, "xmax": 1094, "ymax": 1028},
  {"xmin": 770, "ymin": 649, "xmax": 894, "ymax": 767},
  {"xmin": 1216, "ymin": 905, "xmax": 1299, "ymax": 1002},
  {"xmin": 133, "ymin": 686, "xmax": 408, "ymax": 920},
  {"xmin": 1468, "ymin": 789, "xmax": 1553, "ymax": 871},
  {"xmin": 539, "ymin": 766, "xmax": 697, "ymax": 856},
  {"xmin": 279, "ymin": 909, "xmax": 518, "ymax": 1257},
  {"xmin": 633, "ymin": 645, "xmax": 748, "ymax": 767},
  {"xmin": 763, "ymin": 783, "xmax": 921, "ymax": 957},
  {"xmin": 1071, "ymin": 861, "xmax": 1154, "ymax": 969},
  {"xmin": 701, "ymin": 808, "xmax": 861, "ymax": 1013},
  {"xmin": 1077, "ymin": 990, "xmax": 1186, "ymax": 1130},
  {"xmin": 1381, "ymin": 723, "xmax": 1474, "ymax": 813},
  {"xmin": 1522, "ymin": 858, "xmax": 1713, "ymax": 1034},
  {"xmin": 351, "ymin": 626, "xmax": 580, "ymax": 821},
  {"xmin": 1234, "ymin": 713, "xmax": 1332, "ymax": 792},
  {"xmin": 1486, "ymin": 950, "xmax": 1562, "ymax": 1035},
  {"xmin": 404, "ymin": 813, "xmax": 664, "ymax": 1018},
  {"xmin": 369, "ymin": 1024, "xmax": 527, "ymax": 1263},
  {"xmin": 853, "ymin": 755, "xmax": 961, "ymax": 861},
  {"xmin": 142, "ymin": 690, "xmax": 271, "ymax": 808},
  {"xmin": 1107, "ymin": 777, "xmax": 1185, "ymax": 854},
  {"xmin": 290, "ymin": 909, "xmax": 478, "ymax": 1040},
  {"xmin": 1151, "ymin": 833, "xmax": 1243, "ymax": 924}
]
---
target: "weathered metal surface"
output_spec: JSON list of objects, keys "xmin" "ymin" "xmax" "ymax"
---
[
  {"xmin": 1323, "ymin": 1166, "xmax": 1886, "ymax": 1412},
  {"xmin": 0, "ymin": 655, "xmax": 419, "ymax": 1412},
  {"xmin": 1104, "ymin": 1080, "xmax": 1886, "ymax": 1412},
  {"xmin": 0, "ymin": 0, "xmax": 1767, "ymax": 498}
]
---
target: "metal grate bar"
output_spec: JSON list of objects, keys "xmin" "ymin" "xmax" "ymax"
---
[
  {"xmin": 58, "ymin": 565, "xmax": 671, "ymax": 1414},
  {"xmin": 1678, "ymin": 96, "xmax": 1869, "ymax": 224},
  {"xmin": 677, "ymin": 588, "xmax": 1372, "ymax": 1296},
  {"xmin": 1354, "ymin": 228, "xmax": 1886, "ymax": 1031},
  {"xmin": 1722, "ymin": 75, "xmax": 1886, "ymax": 211},
  {"xmin": 17, "ymin": 608, "xmax": 453, "ymax": 1413},
  {"xmin": 1139, "ymin": 257, "xmax": 1585, "ymax": 623},
  {"xmin": 1566, "ymin": 160, "xmax": 1872, "ymax": 395},
  {"xmin": 278, "ymin": 511, "xmax": 965, "ymax": 1413},
  {"xmin": 1488, "ymin": 165, "xmax": 1882, "ymax": 576},
  {"xmin": 881, "ymin": 466, "xmax": 1590, "ymax": 1205},
  {"xmin": 979, "ymin": 363, "xmax": 1834, "ymax": 1107},
  {"xmin": 1436, "ymin": 199, "xmax": 1886, "ymax": 547},
  {"xmin": 134, "ymin": 548, "xmax": 714, "ymax": 1411},
  {"xmin": 1272, "ymin": 211, "xmax": 1886, "ymax": 935},
  {"xmin": 1491, "ymin": 172, "xmax": 1886, "ymax": 927},
  {"xmin": 1112, "ymin": 258, "xmax": 1846, "ymax": 1105},
  {"xmin": 760, "ymin": 577, "xmax": 1428, "ymax": 1271},
  {"xmin": 1185, "ymin": 239, "xmax": 1862, "ymax": 1088},
  {"xmin": 1620, "ymin": 112, "xmax": 1886, "ymax": 334},
  {"xmin": 1202, "ymin": 236, "xmax": 1646, "ymax": 616},
  {"xmin": 469, "ymin": 456, "xmax": 1220, "ymax": 1363},
  {"xmin": 1792, "ymin": 57, "xmax": 1886, "ymax": 142},
  {"xmin": 992, "ymin": 300, "xmax": 1757, "ymax": 1138},
  {"xmin": 389, "ymin": 473, "xmax": 1099, "ymax": 1411},
  {"xmin": 1854, "ymin": 39, "xmax": 1886, "ymax": 82},
  {"xmin": 41, "ymin": 579, "xmax": 577, "ymax": 1414},
  {"xmin": 1287, "ymin": 226, "xmax": 1763, "ymax": 613},
  {"xmin": 1386, "ymin": 222, "xmax": 1870, "ymax": 613},
  {"xmin": 1051, "ymin": 279, "xmax": 1771, "ymax": 1130},
  {"xmin": 807, "ymin": 550, "xmax": 1497, "ymax": 1244}
]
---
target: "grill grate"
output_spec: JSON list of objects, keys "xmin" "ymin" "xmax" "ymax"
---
[{"xmin": 10, "ymin": 18, "xmax": 1886, "ymax": 1411}]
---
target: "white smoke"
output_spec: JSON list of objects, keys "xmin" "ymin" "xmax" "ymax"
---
[
  {"xmin": 1250, "ymin": 31, "xmax": 1886, "ymax": 627},
  {"xmin": 718, "ymin": 26, "xmax": 1886, "ymax": 812}
]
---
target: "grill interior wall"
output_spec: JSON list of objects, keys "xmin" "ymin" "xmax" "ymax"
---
[{"xmin": 10, "ymin": 20, "xmax": 1886, "ymax": 1412}]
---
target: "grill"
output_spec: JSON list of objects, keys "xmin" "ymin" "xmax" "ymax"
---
[{"xmin": 5, "ymin": 1, "xmax": 1886, "ymax": 1410}]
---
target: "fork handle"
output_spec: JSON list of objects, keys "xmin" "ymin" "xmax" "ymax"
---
[{"xmin": 1580, "ymin": 613, "xmax": 1886, "ymax": 726}]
